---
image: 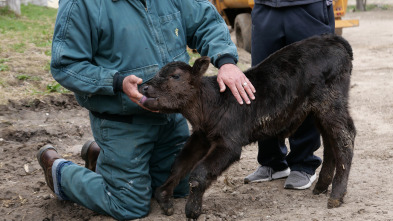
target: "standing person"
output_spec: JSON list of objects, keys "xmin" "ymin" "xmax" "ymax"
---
[
  {"xmin": 36, "ymin": 0, "xmax": 255, "ymax": 220},
  {"xmin": 244, "ymin": 0, "xmax": 335, "ymax": 189}
]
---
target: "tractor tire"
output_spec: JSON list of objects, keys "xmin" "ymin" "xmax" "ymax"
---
[{"xmin": 234, "ymin": 13, "xmax": 252, "ymax": 53}]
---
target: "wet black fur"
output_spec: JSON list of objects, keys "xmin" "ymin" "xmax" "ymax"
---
[{"xmin": 140, "ymin": 34, "xmax": 356, "ymax": 219}]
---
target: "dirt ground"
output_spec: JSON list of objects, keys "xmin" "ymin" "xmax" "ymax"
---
[{"xmin": 1, "ymin": 6, "xmax": 393, "ymax": 221}]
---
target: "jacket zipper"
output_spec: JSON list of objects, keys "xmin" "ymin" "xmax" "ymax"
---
[{"xmin": 139, "ymin": 0, "xmax": 147, "ymax": 11}]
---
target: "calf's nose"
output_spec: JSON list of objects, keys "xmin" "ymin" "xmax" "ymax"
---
[{"xmin": 143, "ymin": 85, "xmax": 149, "ymax": 92}]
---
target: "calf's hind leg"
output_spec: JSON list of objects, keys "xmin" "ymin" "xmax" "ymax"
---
[
  {"xmin": 155, "ymin": 131, "xmax": 210, "ymax": 216},
  {"xmin": 313, "ymin": 126, "xmax": 336, "ymax": 195},
  {"xmin": 185, "ymin": 141, "xmax": 242, "ymax": 219},
  {"xmin": 315, "ymin": 112, "xmax": 355, "ymax": 208},
  {"xmin": 328, "ymin": 116, "xmax": 355, "ymax": 208}
]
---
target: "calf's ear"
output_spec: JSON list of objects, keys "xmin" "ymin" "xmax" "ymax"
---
[{"xmin": 192, "ymin": 56, "xmax": 210, "ymax": 78}]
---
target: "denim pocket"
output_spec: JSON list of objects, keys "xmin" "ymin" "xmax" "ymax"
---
[
  {"xmin": 302, "ymin": 1, "xmax": 329, "ymax": 26},
  {"xmin": 159, "ymin": 11, "xmax": 187, "ymax": 59}
]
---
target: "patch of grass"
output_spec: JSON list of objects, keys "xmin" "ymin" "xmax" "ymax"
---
[
  {"xmin": 347, "ymin": 4, "xmax": 393, "ymax": 12},
  {"xmin": 21, "ymin": 4, "xmax": 58, "ymax": 20},
  {"xmin": 0, "ymin": 6, "xmax": 16, "ymax": 17},
  {"xmin": 0, "ymin": 4, "xmax": 63, "ymax": 101},
  {"xmin": 0, "ymin": 58, "xmax": 9, "ymax": 71},
  {"xmin": 188, "ymin": 49, "xmax": 201, "ymax": 66},
  {"xmin": 46, "ymin": 82, "xmax": 69, "ymax": 93},
  {"xmin": 16, "ymin": 74, "xmax": 42, "ymax": 81},
  {"xmin": 0, "ymin": 64, "xmax": 9, "ymax": 71},
  {"xmin": 16, "ymin": 74, "xmax": 30, "ymax": 80},
  {"xmin": 373, "ymin": 4, "xmax": 393, "ymax": 10},
  {"xmin": 11, "ymin": 42, "xmax": 26, "ymax": 53},
  {"xmin": 44, "ymin": 49, "xmax": 51, "ymax": 56},
  {"xmin": 44, "ymin": 60, "xmax": 51, "ymax": 72},
  {"xmin": 0, "ymin": 4, "xmax": 57, "ymax": 50}
]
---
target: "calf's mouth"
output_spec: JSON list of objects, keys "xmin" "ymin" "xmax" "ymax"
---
[{"xmin": 140, "ymin": 95, "xmax": 158, "ymax": 103}]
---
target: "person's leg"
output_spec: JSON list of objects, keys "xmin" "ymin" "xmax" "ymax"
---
[
  {"xmin": 284, "ymin": 0, "xmax": 335, "ymax": 44},
  {"xmin": 251, "ymin": 4, "xmax": 285, "ymax": 66},
  {"xmin": 285, "ymin": 115, "xmax": 322, "ymax": 174},
  {"xmin": 252, "ymin": 5, "xmax": 287, "ymax": 169},
  {"xmin": 283, "ymin": 1, "xmax": 335, "ymax": 172},
  {"xmin": 280, "ymin": 1, "xmax": 335, "ymax": 189},
  {"xmin": 149, "ymin": 113, "xmax": 190, "ymax": 198},
  {"xmin": 55, "ymin": 113, "xmax": 163, "ymax": 220},
  {"xmin": 245, "ymin": 5, "xmax": 290, "ymax": 183}
]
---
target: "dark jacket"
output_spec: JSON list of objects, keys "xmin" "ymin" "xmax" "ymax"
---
[{"xmin": 254, "ymin": 0, "xmax": 322, "ymax": 7}]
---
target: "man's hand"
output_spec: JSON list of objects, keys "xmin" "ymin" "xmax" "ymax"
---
[
  {"xmin": 122, "ymin": 75, "xmax": 158, "ymax": 112},
  {"xmin": 217, "ymin": 63, "xmax": 256, "ymax": 105}
]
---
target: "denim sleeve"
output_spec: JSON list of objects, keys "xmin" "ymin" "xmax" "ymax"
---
[
  {"xmin": 180, "ymin": 0, "xmax": 239, "ymax": 68},
  {"xmin": 50, "ymin": 0, "xmax": 117, "ymax": 96}
]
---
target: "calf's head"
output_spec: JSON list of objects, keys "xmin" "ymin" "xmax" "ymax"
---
[{"xmin": 139, "ymin": 56, "xmax": 210, "ymax": 112}]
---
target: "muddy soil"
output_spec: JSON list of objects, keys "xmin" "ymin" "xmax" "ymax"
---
[{"xmin": 1, "ymin": 7, "xmax": 393, "ymax": 221}]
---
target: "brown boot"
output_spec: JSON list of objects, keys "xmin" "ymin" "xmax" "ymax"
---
[
  {"xmin": 81, "ymin": 140, "xmax": 100, "ymax": 171},
  {"xmin": 36, "ymin": 145, "xmax": 60, "ymax": 192}
]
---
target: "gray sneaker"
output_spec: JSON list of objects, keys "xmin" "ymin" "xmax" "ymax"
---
[
  {"xmin": 244, "ymin": 166, "xmax": 290, "ymax": 184},
  {"xmin": 284, "ymin": 171, "xmax": 317, "ymax": 190}
]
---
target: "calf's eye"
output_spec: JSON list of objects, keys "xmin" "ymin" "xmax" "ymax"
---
[{"xmin": 171, "ymin": 74, "xmax": 180, "ymax": 80}]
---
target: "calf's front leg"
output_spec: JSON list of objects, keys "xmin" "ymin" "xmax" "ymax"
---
[
  {"xmin": 185, "ymin": 141, "xmax": 242, "ymax": 219},
  {"xmin": 155, "ymin": 131, "xmax": 210, "ymax": 216}
]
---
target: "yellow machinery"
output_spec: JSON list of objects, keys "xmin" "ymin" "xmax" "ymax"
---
[{"xmin": 210, "ymin": 0, "xmax": 359, "ymax": 52}]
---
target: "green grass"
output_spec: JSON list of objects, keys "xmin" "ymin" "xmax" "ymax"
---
[
  {"xmin": 11, "ymin": 42, "xmax": 26, "ymax": 53},
  {"xmin": 46, "ymin": 82, "xmax": 69, "ymax": 93},
  {"xmin": 0, "ymin": 58, "xmax": 9, "ymax": 71},
  {"xmin": 16, "ymin": 74, "xmax": 42, "ymax": 81},
  {"xmin": 0, "ymin": 4, "xmax": 57, "ymax": 50},
  {"xmin": 347, "ymin": 4, "xmax": 393, "ymax": 12},
  {"xmin": 0, "ymin": 63, "xmax": 9, "ymax": 71},
  {"xmin": 0, "ymin": 4, "xmax": 66, "ymax": 95},
  {"xmin": 188, "ymin": 49, "xmax": 201, "ymax": 66},
  {"xmin": 44, "ymin": 60, "xmax": 51, "ymax": 72}
]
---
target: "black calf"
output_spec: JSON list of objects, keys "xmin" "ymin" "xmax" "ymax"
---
[{"xmin": 140, "ymin": 34, "xmax": 356, "ymax": 219}]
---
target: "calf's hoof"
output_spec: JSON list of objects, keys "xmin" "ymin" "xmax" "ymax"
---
[
  {"xmin": 185, "ymin": 203, "xmax": 202, "ymax": 220},
  {"xmin": 312, "ymin": 186, "xmax": 328, "ymax": 195},
  {"xmin": 185, "ymin": 193, "xmax": 202, "ymax": 220},
  {"xmin": 155, "ymin": 189, "xmax": 174, "ymax": 216},
  {"xmin": 327, "ymin": 197, "xmax": 343, "ymax": 209}
]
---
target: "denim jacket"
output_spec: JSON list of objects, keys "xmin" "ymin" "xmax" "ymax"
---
[
  {"xmin": 51, "ymin": 0, "xmax": 238, "ymax": 119},
  {"xmin": 254, "ymin": 0, "xmax": 322, "ymax": 7}
]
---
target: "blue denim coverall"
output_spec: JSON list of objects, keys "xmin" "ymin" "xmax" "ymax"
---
[{"xmin": 50, "ymin": 0, "xmax": 238, "ymax": 219}]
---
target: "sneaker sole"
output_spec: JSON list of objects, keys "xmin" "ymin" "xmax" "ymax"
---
[
  {"xmin": 244, "ymin": 177, "xmax": 272, "ymax": 184},
  {"xmin": 285, "ymin": 173, "xmax": 317, "ymax": 190},
  {"xmin": 244, "ymin": 168, "xmax": 290, "ymax": 184}
]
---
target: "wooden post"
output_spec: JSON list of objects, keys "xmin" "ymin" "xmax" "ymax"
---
[{"xmin": 6, "ymin": 0, "xmax": 21, "ymax": 15}]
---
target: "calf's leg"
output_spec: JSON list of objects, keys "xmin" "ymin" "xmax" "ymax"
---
[
  {"xmin": 185, "ymin": 141, "xmax": 242, "ymax": 219},
  {"xmin": 155, "ymin": 131, "xmax": 210, "ymax": 216},
  {"xmin": 328, "ymin": 116, "xmax": 355, "ymax": 208},
  {"xmin": 314, "ymin": 110, "xmax": 355, "ymax": 208},
  {"xmin": 313, "ymin": 125, "xmax": 335, "ymax": 195}
]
